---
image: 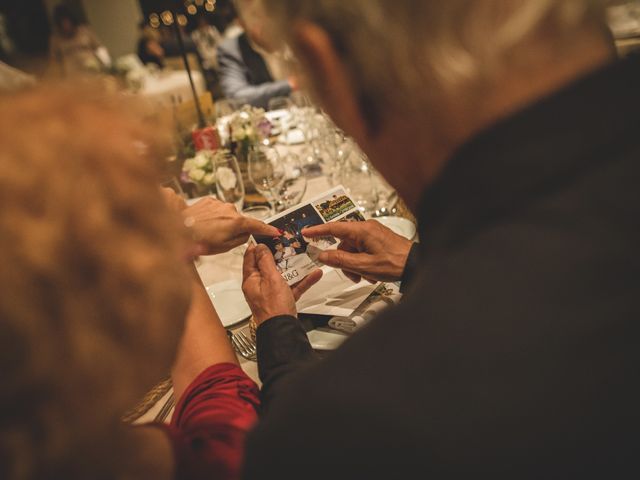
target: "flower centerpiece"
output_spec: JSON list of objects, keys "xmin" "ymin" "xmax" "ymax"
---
[
  {"xmin": 226, "ymin": 105, "xmax": 272, "ymax": 159},
  {"xmin": 181, "ymin": 149, "xmax": 217, "ymax": 196}
]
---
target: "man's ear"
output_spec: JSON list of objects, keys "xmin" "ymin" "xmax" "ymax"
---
[{"xmin": 289, "ymin": 21, "xmax": 367, "ymax": 140}]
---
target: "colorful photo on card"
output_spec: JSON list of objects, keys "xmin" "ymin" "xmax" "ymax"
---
[
  {"xmin": 339, "ymin": 211, "xmax": 366, "ymax": 223},
  {"xmin": 253, "ymin": 204, "xmax": 328, "ymax": 280},
  {"xmin": 314, "ymin": 189, "xmax": 357, "ymax": 222}
]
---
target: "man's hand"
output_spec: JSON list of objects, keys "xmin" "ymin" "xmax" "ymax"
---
[
  {"xmin": 183, "ymin": 197, "xmax": 280, "ymax": 255},
  {"xmin": 302, "ymin": 220, "xmax": 413, "ymax": 283},
  {"xmin": 242, "ymin": 244, "xmax": 322, "ymax": 326}
]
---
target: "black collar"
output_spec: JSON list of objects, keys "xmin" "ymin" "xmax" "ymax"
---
[{"xmin": 417, "ymin": 56, "xmax": 640, "ymax": 251}]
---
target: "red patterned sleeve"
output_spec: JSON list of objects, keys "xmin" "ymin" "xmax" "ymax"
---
[{"xmin": 161, "ymin": 363, "xmax": 260, "ymax": 480}]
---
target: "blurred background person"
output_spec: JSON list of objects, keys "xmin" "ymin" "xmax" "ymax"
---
[
  {"xmin": 191, "ymin": 13, "xmax": 223, "ymax": 97},
  {"xmin": 48, "ymin": 4, "xmax": 110, "ymax": 77},
  {"xmin": 217, "ymin": 0, "xmax": 294, "ymax": 108},
  {"xmin": 192, "ymin": 13, "xmax": 222, "ymax": 71},
  {"xmin": 137, "ymin": 20, "xmax": 165, "ymax": 69}
]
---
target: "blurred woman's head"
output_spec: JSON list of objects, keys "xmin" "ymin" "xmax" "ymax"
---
[
  {"xmin": 53, "ymin": 5, "xmax": 79, "ymax": 37},
  {"xmin": 0, "ymin": 84, "xmax": 192, "ymax": 479}
]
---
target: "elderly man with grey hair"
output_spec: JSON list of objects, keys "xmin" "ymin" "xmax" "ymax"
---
[{"xmin": 241, "ymin": 1, "xmax": 639, "ymax": 478}]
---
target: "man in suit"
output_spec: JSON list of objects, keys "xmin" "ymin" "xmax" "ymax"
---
[
  {"xmin": 217, "ymin": 0, "xmax": 294, "ymax": 108},
  {"xmin": 240, "ymin": 0, "xmax": 640, "ymax": 478}
]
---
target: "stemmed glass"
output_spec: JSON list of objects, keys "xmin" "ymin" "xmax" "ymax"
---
[
  {"xmin": 248, "ymin": 144, "xmax": 285, "ymax": 214},
  {"xmin": 338, "ymin": 142, "xmax": 379, "ymax": 216},
  {"xmin": 268, "ymin": 96, "xmax": 295, "ymax": 145},
  {"xmin": 279, "ymin": 152, "xmax": 307, "ymax": 209},
  {"xmin": 214, "ymin": 151, "xmax": 245, "ymax": 212}
]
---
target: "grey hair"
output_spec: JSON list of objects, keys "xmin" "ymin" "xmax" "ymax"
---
[{"xmin": 261, "ymin": 0, "xmax": 608, "ymax": 112}]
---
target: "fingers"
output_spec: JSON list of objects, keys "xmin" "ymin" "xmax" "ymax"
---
[
  {"xmin": 317, "ymin": 249, "xmax": 372, "ymax": 276},
  {"xmin": 292, "ymin": 269, "xmax": 323, "ymax": 301},
  {"xmin": 336, "ymin": 240, "xmax": 361, "ymax": 283},
  {"xmin": 240, "ymin": 216, "xmax": 280, "ymax": 237},
  {"xmin": 242, "ymin": 244, "xmax": 259, "ymax": 281},
  {"xmin": 302, "ymin": 222, "xmax": 360, "ymax": 241},
  {"xmin": 254, "ymin": 244, "xmax": 283, "ymax": 283}
]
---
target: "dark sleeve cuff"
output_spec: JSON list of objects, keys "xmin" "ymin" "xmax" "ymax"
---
[
  {"xmin": 399, "ymin": 242, "xmax": 421, "ymax": 293},
  {"xmin": 256, "ymin": 315, "xmax": 315, "ymax": 382},
  {"xmin": 256, "ymin": 315, "xmax": 318, "ymax": 411}
]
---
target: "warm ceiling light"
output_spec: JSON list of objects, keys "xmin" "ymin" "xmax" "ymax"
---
[
  {"xmin": 205, "ymin": 1, "xmax": 215, "ymax": 12},
  {"xmin": 161, "ymin": 10, "xmax": 174, "ymax": 26},
  {"xmin": 149, "ymin": 13, "xmax": 159, "ymax": 21},
  {"xmin": 195, "ymin": 0, "xmax": 205, "ymax": 6},
  {"xmin": 150, "ymin": 17, "xmax": 160, "ymax": 28},
  {"xmin": 177, "ymin": 14, "xmax": 188, "ymax": 26},
  {"xmin": 187, "ymin": 4, "xmax": 197, "ymax": 15}
]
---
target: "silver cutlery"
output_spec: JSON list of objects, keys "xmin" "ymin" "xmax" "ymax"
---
[
  {"xmin": 231, "ymin": 331, "xmax": 257, "ymax": 362},
  {"xmin": 154, "ymin": 391, "xmax": 175, "ymax": 423}
]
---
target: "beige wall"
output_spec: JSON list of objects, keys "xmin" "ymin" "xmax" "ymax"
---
[
  {"xmin": 43, "ymin": 0, "xmax": 142, "ymax": 60},
  {"xmin": 81, "ymin": 0, "xmax": 142, "ymax": 60}
]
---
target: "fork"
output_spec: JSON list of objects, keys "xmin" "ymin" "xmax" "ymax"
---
[{"xmin": 231, "ymin": 331, "xmax": 257, "ymax": 362}]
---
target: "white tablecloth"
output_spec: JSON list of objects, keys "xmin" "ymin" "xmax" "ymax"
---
[{"xmin": 139, "ymin": 70, "xmax": 206, "ymax": 107}]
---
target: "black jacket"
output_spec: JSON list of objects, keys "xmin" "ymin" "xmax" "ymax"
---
[{"xmin": 244, "ymin": 57, "xmax": 640, "ymax": 479}]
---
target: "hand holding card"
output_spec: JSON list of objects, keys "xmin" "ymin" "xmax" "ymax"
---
[{"xmin": 250, "ymin": 186, "xmax": 365, "ymax": 285}]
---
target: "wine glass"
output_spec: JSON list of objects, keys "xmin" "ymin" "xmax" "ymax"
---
[
  {"xmin": 268, "ymin": 96, "xmax": 295, "ymax": 145},
  {"xmin": 278, "ymin": 152, "xmax": 307, "ymax": 208},
  {"xmin": 248, "ymin": 144, "xmax": 285, "ymax": 213},
  {"xmin": 214, "ymin": 151, "xmax": 245, "ymax": 212},
  {"xmin": 338, "ymin": 143, "xmax": 379, "ymax": 216}
]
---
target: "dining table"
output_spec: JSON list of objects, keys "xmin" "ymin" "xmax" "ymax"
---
[{"xmin": 127, "ymin": 112, "xmax": 415, "ymax": 426}]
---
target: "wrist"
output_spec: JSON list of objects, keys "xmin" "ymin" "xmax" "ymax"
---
[{"xmin": 254, "ymin": 310, "xmax": 297, "ymax": 327}]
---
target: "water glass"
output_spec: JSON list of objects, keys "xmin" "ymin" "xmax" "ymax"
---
[
  {"xmin": 279, "ymin": 152, "xmax": 307, "ymax": 208},
  {"xmin": 338, "ymin": 144, "xmax": 379, "ymax": 216},
  {"xmin": 214, "ymin": 151, "xmax": 245, "ymax": 212},
  {"xmin": 248, "ymin": 144, "xmax": 285, "ymax": 213}
]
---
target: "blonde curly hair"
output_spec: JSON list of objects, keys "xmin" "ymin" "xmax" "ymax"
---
[{"xmin": 0, "ymin": 84, "xmax": 192, "ymax": 478}]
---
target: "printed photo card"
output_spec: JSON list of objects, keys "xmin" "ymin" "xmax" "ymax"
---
[{"xmin": 251, "ymin": 186, "xmax": 366, "ymax": 285}]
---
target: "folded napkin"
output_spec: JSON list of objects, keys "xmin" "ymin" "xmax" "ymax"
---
[{"xmin": 328, "ymin": 283, "xmax": 402, "ymax": 334}]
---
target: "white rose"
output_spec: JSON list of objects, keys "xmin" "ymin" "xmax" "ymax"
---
[
  {"xmin": 189, "ymin": 168, "xmax": 206, "ymax": 182},
  {"xmin": 231, "ymin": 129, "xmax": 244, "ymax": 142},
  {"xmin": 216, "ymin": 166, "xmax": 237, "ymax": 191},
  {"xmin": 194, "ymin": 151, "xmax": 211, "ymax": 168},
  {"xmin": 203, "ymin": 172, "xmax": 216, "ymax": 185},
  {"xmin": 182, "ymin": 158, "xmax": 196, "ymax": 171}
]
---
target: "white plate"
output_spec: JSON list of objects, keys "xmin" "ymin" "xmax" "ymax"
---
[
  {"xmin": 265, "ymin": 109, "xmax": 291, "ymax": 122},
  {"xmin": 278, "ymin": 129, "xmax": 306, "ymax": 145},
  {"xmin": 307, "ymin": 329, "xmax": 348, "ymax": 350},
  {"xmin": 372, "ymin": 216, "xmax": 416, "ymax": 240},
  {"xmin": 205, "ymin": 279, "xmax": 252, "ymax": 328}
]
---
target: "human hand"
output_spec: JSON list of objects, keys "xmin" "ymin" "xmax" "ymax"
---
[
  {"xmin": 242, "ymin": 244, "xmax": 323, "ymax": 325},
  {"xmin": 302, "ymin": 220, "xmax": 413, "ymax": 283},
  {"xmin": 183, "ymin": 197, "xmax": 280, "ymax": 255},
  {"xmin": 161, "ymin": 187, "xmax": 187, "ymax": 213}
]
